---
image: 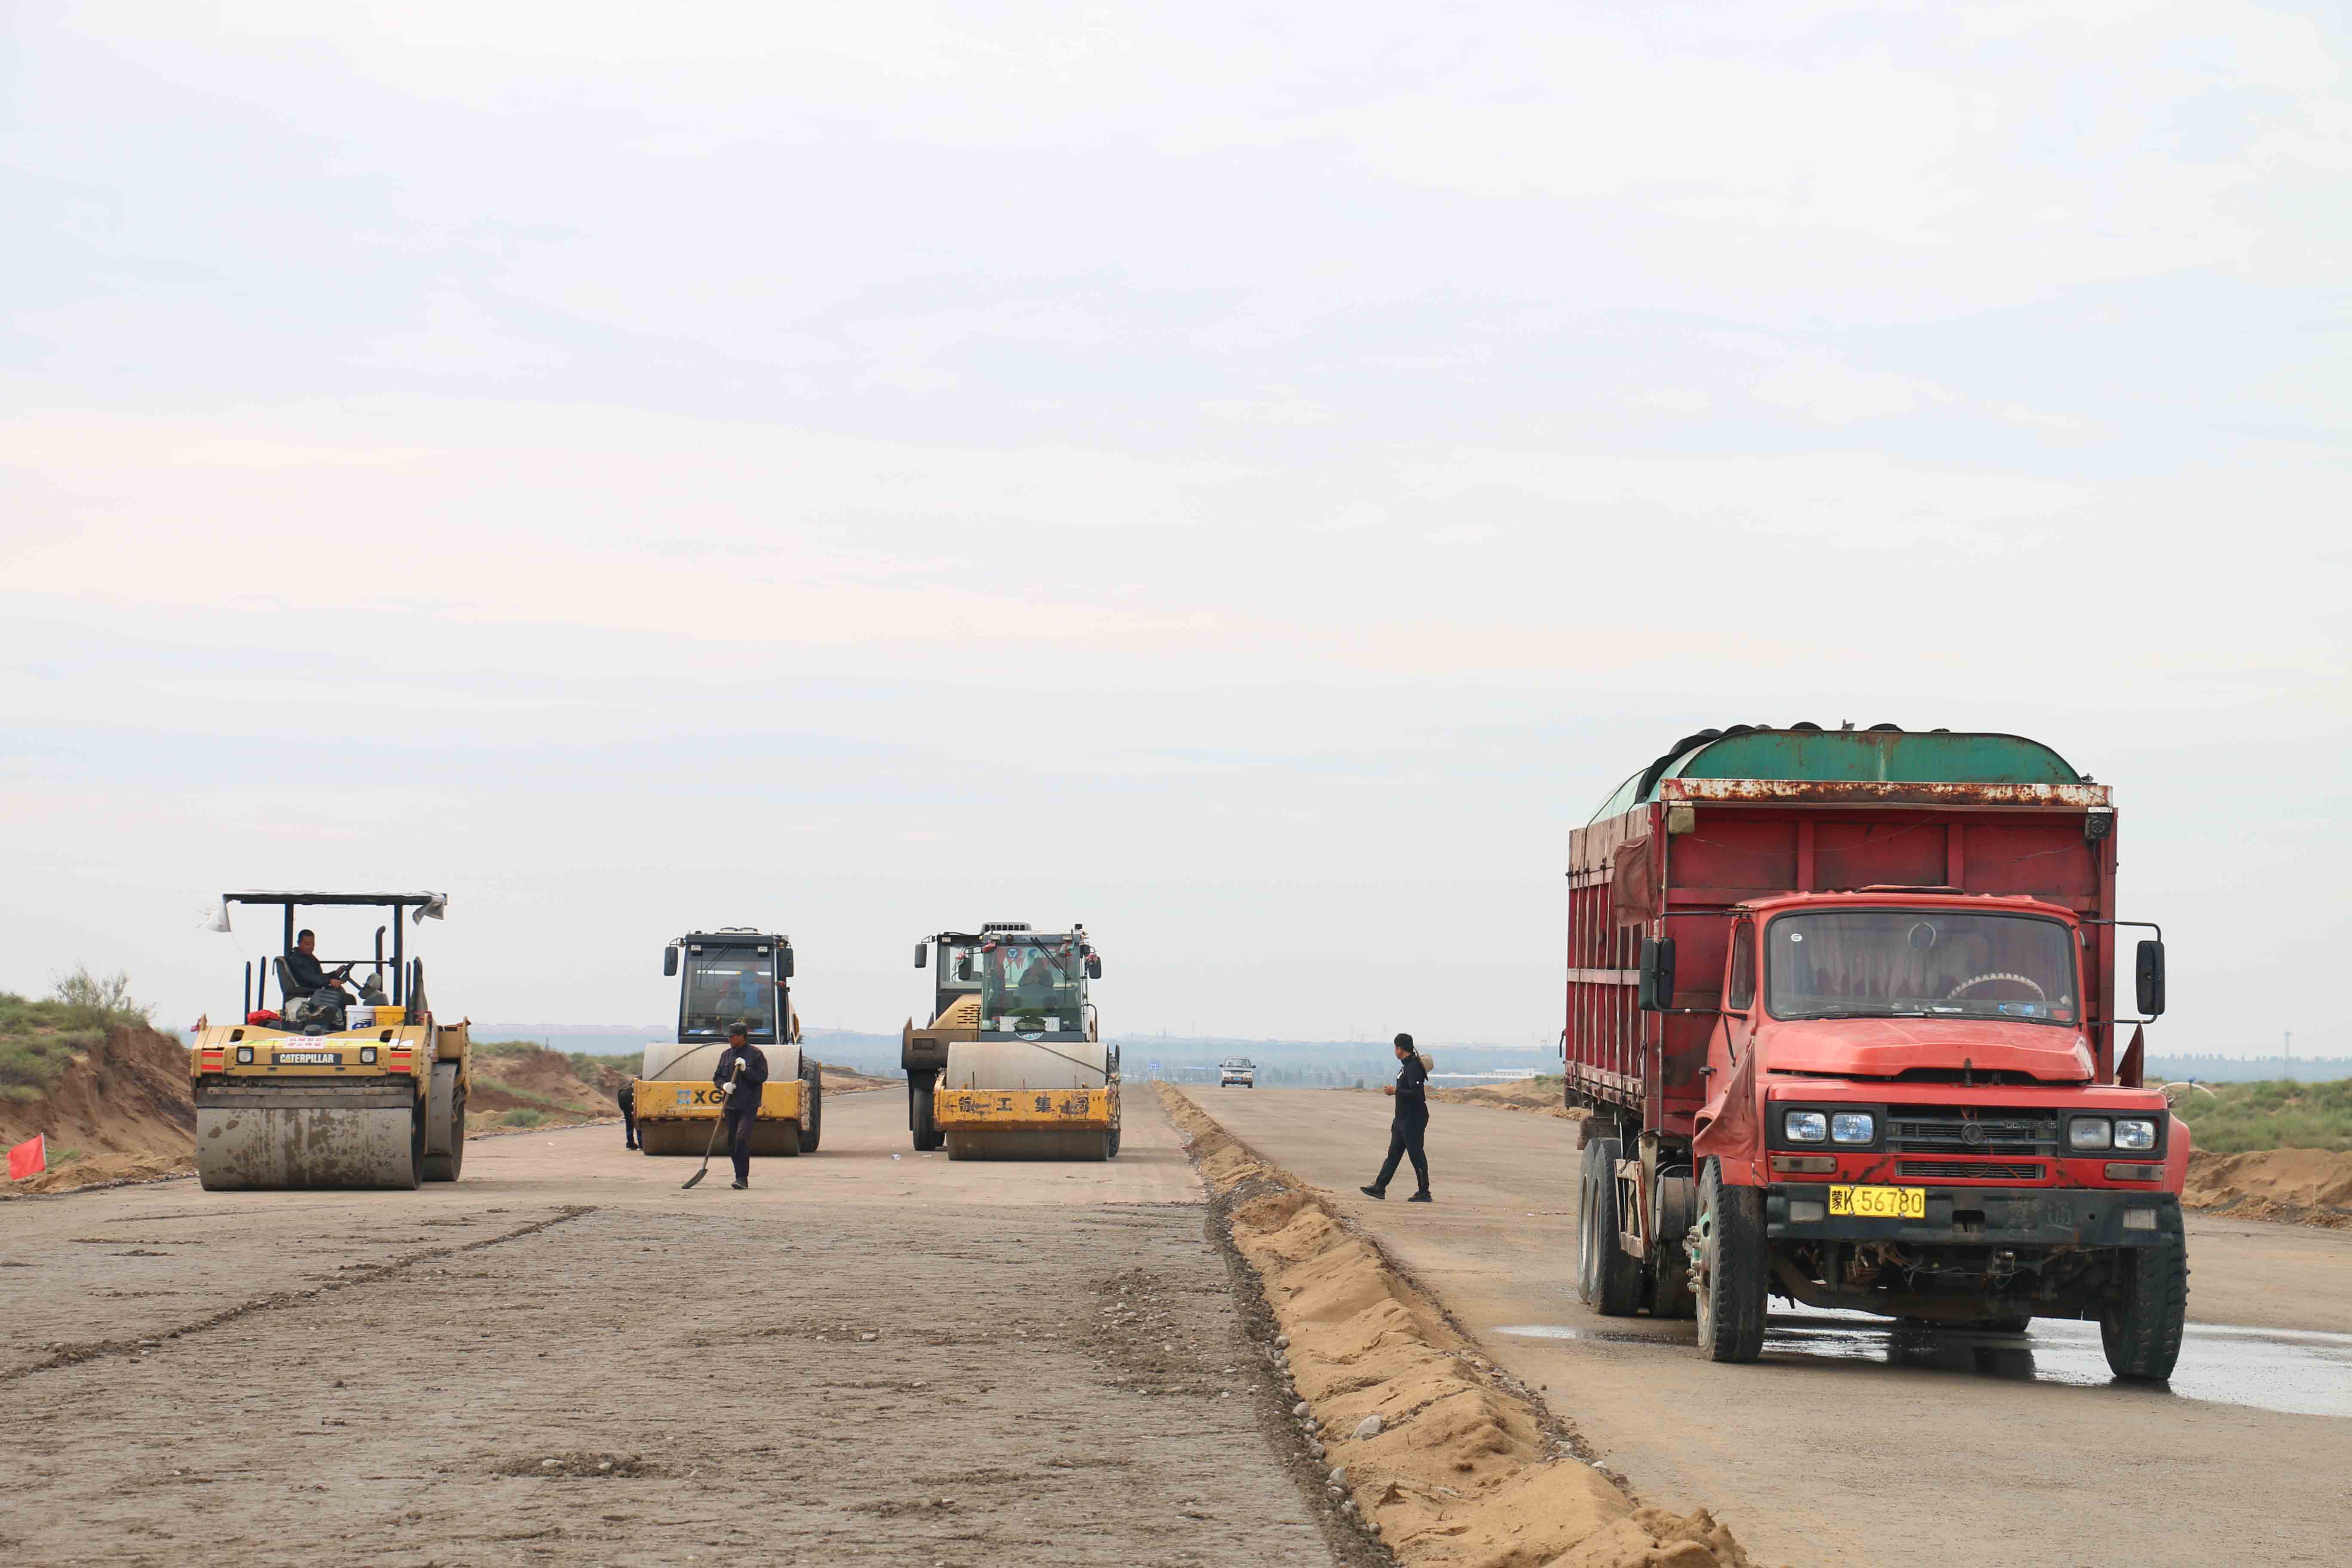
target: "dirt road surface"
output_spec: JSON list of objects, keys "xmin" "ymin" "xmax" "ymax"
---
[
  {"xmin": 1181, "ymin": 1087, "xmax": 2352, "ymax": 1568},
  {"xmin": 0, "ymin": 1090, "xmax": 1348, "ymax": 1567}
]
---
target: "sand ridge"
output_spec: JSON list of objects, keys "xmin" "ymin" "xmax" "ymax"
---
[
  {"xmin": 1160, "ymin": 1084, "xmax": 1760, "ymax": 1568},
  {"xmin": 2185, "ymin": 1146, "xmax": 2352, "ymax": 1229}
]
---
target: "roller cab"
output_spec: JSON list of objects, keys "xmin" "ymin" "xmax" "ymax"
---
[
  {"xmin": 191, "ymin": 891, "xmax": 469, "ymax": 1190},
  {"xmin": 635, "ymin": 929, "xmax": 821, "ymax": 1157}
]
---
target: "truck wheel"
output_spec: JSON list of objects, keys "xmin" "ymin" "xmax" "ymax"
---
[
  {"xmin": 910, "ymin": 1073, "xmax": 943, "ymax": 1152},
  {"xmin": 1694, "ymin": 1158, "xmax": 1767, "ymax": 1363},
  {"xmin": 1107, "ymin": 1118, "xmax": 1121, "ymax": 1159},
  {"xmin": 2100, "ymin": 1237, "xmax": 2187, "ymax": 1380},
  {"xmin": 799, "ymin": 1063, "xmax": 823, "ymax": 1154},
  {"xmin": 1577, "ymin": 1137, "xmax": 1642, "ymax": 1316},
  {"xmin": 1650, "ymin": 1168, "xmax": 1697, "ymax": 1320}
]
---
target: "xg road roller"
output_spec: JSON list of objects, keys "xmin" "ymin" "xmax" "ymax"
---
[
  {"xmin": 634, "ymin": 929, "xmax": 821, "ymax": 1156},
  {"xmin": 190, "ymin": 890, "xmax": 469, "ymax": 1190},
  {"xmin": 906, "ymin": 922, "xmax": 1116, "ymax": 1160}
]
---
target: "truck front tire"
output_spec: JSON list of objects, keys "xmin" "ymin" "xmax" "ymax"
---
[
  {"xmin": 1577, "ymin": 1137, "xmax": 1643, "ymax": 1317},
  {"xmin": 1694, "ymin": 1158, "xmax": 1767, "ymax": 1363},
  {"xmin": 2100, "ymin": 1235, "xmax": 2187, "ymax": 1380}
]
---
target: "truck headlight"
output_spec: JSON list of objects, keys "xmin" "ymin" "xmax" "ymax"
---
[
  {"xmin": 359, "ymin": 1047, "xmax": 377, "ymax": 1065},
  {"xmin": 1830, "ymin": 1112, "xmax": 1875, "ymax": 1145},
  {"xmin": 2068, "ymin": 1118, "xmax": 2113, "ymax": 1152},
  {"xmin": 1785, "ymin": 1110, "xmax": 1828, "ymax": 1143},
  {"xmin": 2112, "ymin": 1118, "xmax": 2156, "ymax": 1152},
  {"xmin": 235, "ymin": 1045, "xmax": 254, "ymax": 1064}
]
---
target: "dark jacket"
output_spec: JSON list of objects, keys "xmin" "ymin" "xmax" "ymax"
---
[
  {"xmin": 713, "ymin": 1044, "xmax": 769, "ymax": 1115},
  {"xmin": 616, "ymin": 1080, "xmax": 636, "ymax": 1115},
  {"xmin": 283, "ymin": 947, "xmax": 341, "ymax": 995},
  {"xmin": 1391, "ymin": 1054, "xmax": 1429, "ymax": 1122}
]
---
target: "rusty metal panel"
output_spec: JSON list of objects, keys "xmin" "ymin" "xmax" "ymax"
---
[{"xmin": 1660, "ymin": 778, "xmax": 2110, "ymax": 808}]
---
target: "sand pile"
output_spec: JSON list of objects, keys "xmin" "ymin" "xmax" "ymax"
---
[
  {"xmin": 2185, "ymin": 1147, "xmax": 2352, "ymax": 1229},
  {"xmin": 0, "ymin": 1022, "xmax": 197, "ymax": 1196},
  {"xmin": 1425, "ymin": 1080, "xmax": 1583, "ymax": 1121},
  {"xmin": 1159, "ymin": 1086, "xmax": 1755, "ymax": 1568}
]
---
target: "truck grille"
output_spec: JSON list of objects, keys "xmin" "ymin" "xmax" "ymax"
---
[
  {"xmin": 1887, "ymin": 1110, "xmax": 2057, "ymax": 1158},
  {"xmin": 1896, "ymin": 1160, "xmax": 2046, "ymax": 1182}
]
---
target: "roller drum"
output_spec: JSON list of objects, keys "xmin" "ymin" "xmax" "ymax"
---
[
  {"xmin": 940, "ymin": 1038, "xmax": 1114, "ymax": 1162},
  {"xmin": 637, "ymin": 1118, "xmax": 802, "ymax": 1157},
  {"xmin": 945, "ymin": 1127, "xmax": 1111, "ymax": 1161},
  {"xmin": 941, "ymin": 1038, "xmax": 1108, "ymax": 1092},
  {"xmin": 196, "ymin": 1093, "xmax": 425, "ymax": 1190},
  {"xmin": 421, "ymin": 1062, "xmax": 466, "ymax": 1182},
  {"xmin": 642, "ymin": 1040, "xmax": 803, "ymax": 1083}
]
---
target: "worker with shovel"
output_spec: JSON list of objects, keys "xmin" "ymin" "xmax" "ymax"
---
[{"xmin": 711, "ymin": 1020, "xmax": 769, "ymax": 1191}]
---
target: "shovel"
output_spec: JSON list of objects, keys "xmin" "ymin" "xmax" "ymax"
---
[{"xmin": 682, "ymin": 1070, "xmax": 742, "ymax": 1190}]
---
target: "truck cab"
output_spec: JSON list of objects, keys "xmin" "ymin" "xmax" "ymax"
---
[{"xmin": 1565, "ymin": 726, "xmax": 2187, "ymax": 1379}]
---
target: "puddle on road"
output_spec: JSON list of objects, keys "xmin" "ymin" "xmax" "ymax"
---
[{"xmin": 1494, "ymin": 1315, "xmax": 2352, "ymax": 1420}]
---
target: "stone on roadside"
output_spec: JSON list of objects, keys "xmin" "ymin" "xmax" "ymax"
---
[{"xmin": 1352, "ymin": 1414, "xmax": 1383, "ymax": 1440}]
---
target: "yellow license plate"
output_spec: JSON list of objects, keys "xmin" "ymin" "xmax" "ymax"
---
[{"xmin": 1828, "ymin": 1185, "xmax": 1926, "ymax": 1219}]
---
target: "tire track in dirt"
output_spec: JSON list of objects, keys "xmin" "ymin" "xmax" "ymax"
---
[{"xmin": 3, "ymin": 1204, "xmax": 596, "ymax": 1385}]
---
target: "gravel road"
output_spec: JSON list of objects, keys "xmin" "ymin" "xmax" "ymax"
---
[
  {"xmin": 0, "ymin": 1090, "xmax": 1342, "ymax": 1567},
  {"xmin": 1180, "ymin": 1087, "xmax": 2352, "ymax": 1568}
]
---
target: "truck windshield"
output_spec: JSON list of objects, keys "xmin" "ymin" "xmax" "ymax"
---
[
  {"xmin": 681, "ymin": 946, "xmax": 777, "ymax": 1039},
  {"xmin": 1766, "ymin": 910, "xmax": 2077, "ymax": 1026},
  {"xmin": 979, "ymin": 940, "xmax": 1083, "ymax": 1030}
]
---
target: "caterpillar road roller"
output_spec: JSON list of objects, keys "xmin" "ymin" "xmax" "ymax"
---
[
  {"xmin": 190, "ymin": 891, "xmax": 469, "ymax": 1190},
  {"xmin": 906, "ymin": 922, "xmax": 1116, "ymax": 1160},
  {"xmin": 634, "ymin": 929, "xmax": 820, "ymax": 1156}
]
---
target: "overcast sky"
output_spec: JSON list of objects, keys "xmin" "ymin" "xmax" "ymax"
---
[{"xmin": 4, "ymin": 2, "xmax": 2347, "ymax": 1052}]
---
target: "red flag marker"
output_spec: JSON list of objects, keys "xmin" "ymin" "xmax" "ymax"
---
[{"xmin": 6, "ymin": 1135, "xmax": 44, "ymax": 1182}]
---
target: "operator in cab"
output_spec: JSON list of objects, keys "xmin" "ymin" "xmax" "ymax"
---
[
  {"xmin": 1361, "ymin": 1032, "xmax": 1433, "ymax": 1203},
  {"xmin": 712, "ymin": 1021, "xmax": 769, "ymax": 1190},
  {"xmin": 283, "ymin": 929, "xmax": 356, "ymax": 1002}
]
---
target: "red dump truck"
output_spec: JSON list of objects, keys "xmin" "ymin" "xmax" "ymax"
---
[{"xmin": 1564, "ymin": 726, "xmax": 2186, "ymax": 1378}]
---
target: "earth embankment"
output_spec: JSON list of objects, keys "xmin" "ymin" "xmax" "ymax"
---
[
  {"xmin": 1162, "ymin": 1085, "xmax": 1758, "ymax": 1568},
  {"xmin": 2186, "ymin": 1146, "xmax": 2352, "ymax": 1228}
]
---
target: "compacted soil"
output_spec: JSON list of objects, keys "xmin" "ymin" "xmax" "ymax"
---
[{"xmin": 0, "ymin": 1091, "xmax": 1338, "ymax": 1567}]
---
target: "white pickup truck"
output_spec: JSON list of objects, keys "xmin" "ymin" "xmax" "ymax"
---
[{"xmin": 1218, "ymin": 1057, "xmax": 1256, "ymax": 1088}]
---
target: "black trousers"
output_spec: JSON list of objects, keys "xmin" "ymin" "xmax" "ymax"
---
[
  {"xmin": 725, "ymin": 1109, "xmax": 757, "ymax": 1183},
  {"xmin": 1375, "ymin": 1115, "xmax": 1429, "ymax": 1193}
]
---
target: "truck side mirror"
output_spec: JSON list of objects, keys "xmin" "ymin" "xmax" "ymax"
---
[
  {"xmin": 778, "ymin": 947, "xmax": 795, "ymax": 980},
  {"xmin": 663, "ymin": 947, "xmax": 678, "ymax": 977},
  {"xmin": 913, "ymin": 943, "xmax": 928, "ymax": 969},
  {"xmin": 1638, "ymin": 937, "xmax": 1676, "ymax": 1012},
  {"xmin": 1086, "ymin": 954, "xmax": 1102, "ymax": 980},
  {"xmin": 2135, "ymin": 939, "xmax": 2165, "ymax": 1017}
]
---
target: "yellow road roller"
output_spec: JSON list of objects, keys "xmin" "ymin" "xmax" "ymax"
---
[
  {"xmin": 190, "ymin": 890, "xmax": 469, "ymax": 1190},
  {"xmin": 634, "ymin": 929, "xmax": 819, "ymax": 1157},
  {"xmin": 913, "ymin": 923, "xmax": 1117, "ymax": 1161}
]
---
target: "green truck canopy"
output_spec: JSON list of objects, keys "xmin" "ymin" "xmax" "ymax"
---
[{"xmin": 1591, "ymin": 727, "xmax": 2082, "ymax": 822}]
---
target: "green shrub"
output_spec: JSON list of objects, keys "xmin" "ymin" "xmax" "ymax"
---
[
  {"xmin": 2172, "ymin": 1078, "xmax": 2352, "ymax": 1154},
  {"xmin": 501, "ymin": 1109, "xmax": 549, "ymax": 1129},
  {"xmin": 49, "ymin": 965, "xmax": 150, "ymax": 1023},
  {"xmin": 0, "ymin": 989, "xmax": 112, "ymax": 1094}
]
